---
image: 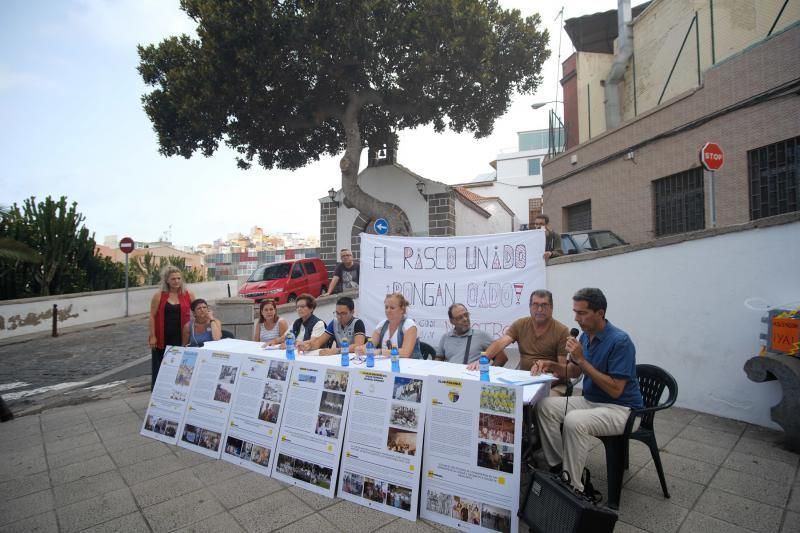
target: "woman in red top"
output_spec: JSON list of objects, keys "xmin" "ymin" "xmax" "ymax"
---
[{"xmin": 148, "ymin": 266, "xmax": 194, "ymax": 390}]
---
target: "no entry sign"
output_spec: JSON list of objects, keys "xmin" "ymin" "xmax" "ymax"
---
[
  {"xmin": 700, "ymin": 142, "xmax": 724, "ymax": 171},
  {"xmin": 119, "ymin": 237, "xmax": 135, "ymax": 254}
]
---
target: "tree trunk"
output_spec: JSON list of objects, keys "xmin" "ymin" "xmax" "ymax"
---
[{"xmin": 339, "ymin": 94, "xmax": 412, "ymax": 236}]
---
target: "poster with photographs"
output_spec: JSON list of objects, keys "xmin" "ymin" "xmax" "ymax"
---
[
  {"xmin": 272, "ymin": 363, "xmax": 353, "ymax": 497},
  {"xmin": 177, "ymin": 350, "xmax": 243, "ymax": 459},
  {"xmin": 140, "ymin": 347, "xmax": 200, "ymax": 444},
  {"xmin": 420, "ymin": 378, "xmax": 522, "ymax": 533},
  {"xmin": 338, "ymin": 370, "xmax": 428, "ymax": 520},
  {"xmin": 220, "ymin": 355, "xmax": 291, "ymax": 476}
]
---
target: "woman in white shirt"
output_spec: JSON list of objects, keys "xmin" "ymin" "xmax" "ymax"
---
[
  {"xmin": 366, "ymin": 292, "xmax": 422, "ymax": 358},
  {"xmin": 253, "ymin": 299, "xmax": 288, "ymax": 346}
]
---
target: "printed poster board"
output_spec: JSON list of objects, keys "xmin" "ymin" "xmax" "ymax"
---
[
  {"xmin": 272, "ymin": 362, "xmax": 353, "ymax": 497},
  {"xmin": 220, "ymin": 354, "xmax": 291, "ymax": 476},
  {"xmin": 420, "ymin": 376, "xmax": 523, "ymax": 533},
  {"xmin": 338, "ymin": 369, "xmax": 429, "ymax": 520},
  {"xmin": 140, "ymin": 346, "xmax": 199, "ymax": 445},
  {"xmin": 177, "ymin": 350, "xmax": 242, "ymax": 459}
]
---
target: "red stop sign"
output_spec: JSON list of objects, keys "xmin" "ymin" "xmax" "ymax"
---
[
  {"xmin": 700, "ymin": 142, "xmax": 724, "ymax": 171},
  {"xmin": 119, "ymin": 237, "xmax": 135, "ymax": 254}
]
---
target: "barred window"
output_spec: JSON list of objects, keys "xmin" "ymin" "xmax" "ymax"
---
[
  {"xmin": 565, "ymin": 201, "xmax": 591, "ymax": 231},
  {"xmin": 749, "ymin": 137, "xmax": 799, "ymax": 220},
  {"xmin": 653, "ymin": 168, "xmax": 705, "ymax": 237}
]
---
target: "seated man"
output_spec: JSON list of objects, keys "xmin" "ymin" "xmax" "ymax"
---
[
  {"xmin": 534, "ymin": 288, "xmax": 644, "ymax": 493},
  {"xmin": 469, "ymin": 290, "xmax": 568, "ymax": 378},
  {"xmin": 298, "ymin": 296, "xmax": 366, "ymax": 355},
  {"xmin": 438, "ymin": 303, "xmax": 507, "ymax": 366},
  {"xmin": 290, "ymin": 294, "xmax": 325, "ymax": 343}
]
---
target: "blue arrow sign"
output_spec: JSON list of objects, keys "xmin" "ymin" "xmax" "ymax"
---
[{"xmin": 374, "ymin": 218, "xmax": 389, "ymax": 235}]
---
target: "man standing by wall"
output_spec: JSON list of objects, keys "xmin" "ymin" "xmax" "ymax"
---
[
  {"xmin": 534, "ymin": 288, "xmax": 643, "ymax": 493},
  {"xmin": 533, "ymin": 214, "xmax": 562, "ymax": 261},
  {"xmin": 438, "ymin": 303, "xmax": 508, "ymax": 365},
  {"xmin": 327, "ymin": 248, "xmax": 360, "ymax": 294}
]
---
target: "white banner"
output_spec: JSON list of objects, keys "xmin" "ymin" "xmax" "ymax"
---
[{"xmin": 359, "ymin": 231, "xmax": 546, "ymax": 346}]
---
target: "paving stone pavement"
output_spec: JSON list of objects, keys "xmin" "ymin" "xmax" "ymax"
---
[{"xmin": 0, "ymin": 391, "xmax": 798, "ymax": 533}]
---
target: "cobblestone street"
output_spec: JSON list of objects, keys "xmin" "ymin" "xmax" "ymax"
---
[{"xmin": 0, "ymin": 316, "xmax": 150, "ymax": 407}]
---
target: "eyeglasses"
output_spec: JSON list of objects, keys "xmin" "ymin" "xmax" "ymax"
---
[
  {"xmin": 334, "ymin": 311, "xmax": 350, "ymax": 317},
  {"xmin": 530, "ymin": 303, "xmax": 551, "ymax": 309},
  {"xmin": 296, "ymin": 304, "xmax": 308, "ymax": 309},
  {"xmin": 451, "ymin": 313, "xmax": 470, "ymax": 321}
]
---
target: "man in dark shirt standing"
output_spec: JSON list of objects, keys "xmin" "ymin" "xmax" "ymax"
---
[
  {"xmin": 533, "ymin": 214, "xmax": 562, "ymax": 261},
  {"xmin": 328, "ymin": 248, "xmax": 360, "ymax": 294},
  {"xmin": 533, "ymin": 288, "xmax": 643, "ymax": 494}
]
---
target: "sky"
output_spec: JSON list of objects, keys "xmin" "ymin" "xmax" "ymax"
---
[{"xmin": 0, "ymin": 0, "xmax": 633, "ymax": 248}]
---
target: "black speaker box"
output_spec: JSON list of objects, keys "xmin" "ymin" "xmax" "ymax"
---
[{"xmin": 519, "ymin": 469, "xmax": 617, "ymax": 533}]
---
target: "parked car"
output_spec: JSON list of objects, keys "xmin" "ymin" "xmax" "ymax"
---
[
  {"xmin": 560, "ymin": 230, "xmax": 628, "ymax": 255},
  {"xmin": 238, "ymin": 258, "xmax": 328, "ymax": 304}
]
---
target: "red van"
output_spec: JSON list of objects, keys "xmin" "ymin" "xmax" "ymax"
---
[{"xmin": 238, "ymin": 258, "xmax": 329, "ymax": 304}]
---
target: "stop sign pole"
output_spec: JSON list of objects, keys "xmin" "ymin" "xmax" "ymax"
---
[
  {"xmin": 119, "ymin": 237, "xmax": 135, "ymax": 317},
  {"xmin": 700, "ymin": 143, "xmax": 724, "ymax": 228}
]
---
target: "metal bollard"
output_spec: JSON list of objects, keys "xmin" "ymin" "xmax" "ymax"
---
[
  {"xmin": 52, "ymin": 303, "xmax": 58, "ymax": 337},
  {"xmin": 227, "ymin": 283, "xmax": 231, "ymax": 298}
]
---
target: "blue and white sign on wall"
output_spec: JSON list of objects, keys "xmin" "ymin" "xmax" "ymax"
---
[{"xmin": 373, "ymin": 218, "xmax": 389, "ymax": 235}]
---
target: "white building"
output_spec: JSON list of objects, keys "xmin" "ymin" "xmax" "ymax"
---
[{"xmin": 456, "ymin": 127, "xmax": 564, "ymax": 230}]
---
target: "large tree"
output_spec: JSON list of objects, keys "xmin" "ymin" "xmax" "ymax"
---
[{"xmin": 138, "ymin": 0, "xmax": 549, "ymax": 234}]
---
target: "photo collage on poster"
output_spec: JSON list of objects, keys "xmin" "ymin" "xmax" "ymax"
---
[
  {"xmin": 420, "ymin": 377, "xmax": 521, "ymax": 533},
  {"xmin": 141, "ymin": 347, "xmax": 199, "ymax": 445},
  {"xmin": 338, "ymin": 371, "xmax": 427, "ymax": 520},
  {"xmin": 477, "ymin": 385, "xmax": 517, "ymax": 475},
  {"xmin": 221, "ymin": 355, "xmax": 291, "ymax": 475},
  {"xmin": 177, "ymin": 351, "xmax": 241, "ymax": 459},
  {"xmin": 272, "ymin": 364, "xmax": 353, "ymax": 497}
]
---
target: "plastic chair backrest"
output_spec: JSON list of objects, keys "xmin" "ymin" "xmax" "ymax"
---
[
  {"xmin": 221, "ymin": 329, "xmax": 235, "ymax": 339},
  {"xmin": 419, "ymin": 342, "xmax": 436, "ymax": 360},
  {"xmin": 636, "ymin": 364, "xmax": 678, "ymax": 431}
]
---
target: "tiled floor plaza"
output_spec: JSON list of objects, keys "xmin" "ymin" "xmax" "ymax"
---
[{"xmin": 1, "ymin": 391, "xmax": 798, "ymax": 533}]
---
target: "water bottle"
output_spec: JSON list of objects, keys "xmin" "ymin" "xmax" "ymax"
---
[
  {"xmin": 285, "ymin": 331, "xmax": 295, "ymax": 361},
  {"xmin": 390, "ymin": 347, "xmax": 400, "ymax": 373},
  {"xmin": 340, "ymin": 339, "xmax": 349, "ymax": 367},
  {"xmin": 365, "ymin": 341, "xmax": 375, "ymax": 368},
  {"xmin": 479, "ymin": 353, "xmax": 490, "ymax": 382}
]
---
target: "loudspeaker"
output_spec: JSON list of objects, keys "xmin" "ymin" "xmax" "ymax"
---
[{"xmin": 519, "ymin": 469, "xmax": 617, "ymax": 533}]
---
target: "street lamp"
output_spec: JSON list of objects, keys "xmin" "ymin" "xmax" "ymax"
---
[
  {"xmin": 531, "ymin": 100, "xmax": 564, "ymax": 110},
  {"xmin": 328, "ymin": 188, "xmax": 339, "ymax": 207}
]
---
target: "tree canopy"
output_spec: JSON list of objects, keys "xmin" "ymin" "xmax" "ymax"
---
[{"xmin": 138, "ymin": 0, "xmax": 549, "ymax": 233}]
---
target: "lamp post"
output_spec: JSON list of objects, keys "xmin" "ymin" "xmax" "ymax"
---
[
  {"xmin": 328, "ymin": 188, "xmax": 339, "ymax": 207},
  {"xmin": 530, "ymin": 100, "xmax": 563, "ymax": 110},
  {"xmin": 531, "ymin": 100, "xmax": 567, "ymax": 156}
]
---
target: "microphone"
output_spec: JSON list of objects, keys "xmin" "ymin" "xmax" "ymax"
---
[
  {"xmin": 567, "ymin": 328, "xmax": 579, "ymax": 362},
  {"xmin": 565, "ymin": 328, "xmax": 580, "ymax": 401}
]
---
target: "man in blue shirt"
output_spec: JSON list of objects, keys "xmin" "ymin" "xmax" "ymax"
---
[{"xmin": 534, "ymin": 288, "xmax": 643, "ymax": 494}]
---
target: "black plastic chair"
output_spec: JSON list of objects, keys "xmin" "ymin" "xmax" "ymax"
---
[
  {"xmin": 221, "ymin": 329, "xmax": 235, "ymax": 339},
  {"xmin": 600, "ymin": 363, "xmax": 678, "ymax": 510},
  {"xmin": 419, "ymin": 342, "xmax": 436, "ymax": 360}
]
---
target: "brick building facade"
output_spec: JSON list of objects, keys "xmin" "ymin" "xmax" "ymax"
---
[{"xmin": 543, "ymin": 21, "xmax": 800, "ymax": 244}]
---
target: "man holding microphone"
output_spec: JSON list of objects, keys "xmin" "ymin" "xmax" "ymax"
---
[{"xmin": 532, "ymin": 288, "xmax": 643, "ymax": 495}]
